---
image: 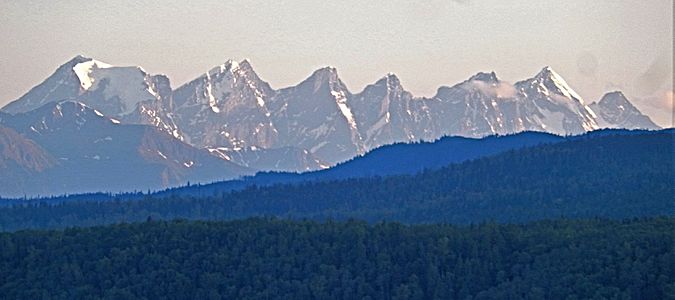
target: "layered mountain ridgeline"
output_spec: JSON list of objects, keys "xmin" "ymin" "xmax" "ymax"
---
[
  {"xmin": 1, "ymin": 56, "xmax": 660, "ymax": 177},
  {"xmin": 157, "ymin": 131, "xmax": 565, "ymax": 198},
  {"xmin": 0, "ymin": 217, "xmax": 673, "ymax": 299},
  {"xmin": 162, "ymin": 128, "xmax": 661, "ymax": 198},
  {"xmin": 0, "ymin": 129, "xmax": 638, "ymax": 203},
  {"xmin": 0, "ymin": 101, "xmax": 252, "ymax": 198},
  {"xmin": 1, "ymin": 131, "xmax": 671, "ymax": 231}
]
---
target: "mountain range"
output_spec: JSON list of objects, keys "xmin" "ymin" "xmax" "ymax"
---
[
  {"xmin": 2, "ymin": 130, "xmax": 671, "ymax": 229},
  {"xmin": 0, "ymin": 55, "xmax": 661, "ymax": 197}
]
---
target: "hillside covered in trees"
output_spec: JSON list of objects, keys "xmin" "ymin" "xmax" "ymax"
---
[{"xmin": 1, "ymin": 217, "xmax": 673, "ymax": 299}]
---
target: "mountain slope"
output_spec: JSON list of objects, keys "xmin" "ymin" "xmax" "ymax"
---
[
  {"xmin": 172, "ymin": 60, "xmax": 338, "ymax": 171},
  {"xmin": 589, "ymin": 91, "xmax": 660, "ymax": 129},
  {"xmin": 2, "ymin": 55, "xmax": 89, "ymax": 114},
  {"xmin": 0, "ymin": 124, "xmax": 57, "ymax": 197},
  {"xmin": 513, "ymin": 66, "xmax": 599, "ymax": 135},
  {"xmin": 0, "ymin": 101, "xmax": 252, "ymax": 197},
  {"xmin": 216, "ymin": 131, "xmax": 672, "ymax": 224},
  {"xmin": 1, "ymin": 55, "xmax": 181, "ymax": 139},
  {"xmin": 158, "ymin": 131, "xmax": 565, "ymax": 197},
  {"xmin": 0, "ymin": 124, "xmax": 55, "ymax": 171},
  {"xmin": 208, "ymin": 146, "xmax": 326, "ymax": 172},
  {"xmin": 172, "ymin": 59, "xmax": 276, "ymax": 148},
  {"xmin": 268, "ymin": 67, "xmax": 364, "ymax": 164},
  {"xmin": 417, "ymin": 67, "xmax": 600, "ymax": 139},
  {"xmin": 170, "ymin": 63, "xmax": 658, "ymax": 169},
  {"xmin": 318, "ymin": 131, "xmax": 563, "ymax": 178},
  {"xmin": 348, "ymin": 73, "xmax": 427, "ymax": 148}
]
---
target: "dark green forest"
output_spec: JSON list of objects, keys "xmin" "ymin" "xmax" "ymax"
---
[
  {"xmin": 1, "ymin": 132, "xmax": 672, "ymax": 231},
  {"xmin": 1, "ymin": 217, "xmax": 674, "ymax": 299},
  {"xmin": 0, "ymin": 132, "xmax": 673, "ymax": 299}
]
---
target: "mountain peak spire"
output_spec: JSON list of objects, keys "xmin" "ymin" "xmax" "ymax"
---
[
  {"xmin": 529, "ymin": 66, "xmax": 585, "ymax": 102},
  {"xmin": 66, "ymin": 54, "xmax": 92, "ymax": 65},
  {"xmin": 375, "ymin": 73, "xmax": 401, "ymax": 86},
  {"xmin": 469, "ymin": 71, "xmax": 499, "ymax": 83},
  {"xmin": 306, "ymin": 66, "xmax": 341, "ymax": 85},
  {"xmin": 535, "ymin": 66, "xmax": 556, "ymax": 79}
]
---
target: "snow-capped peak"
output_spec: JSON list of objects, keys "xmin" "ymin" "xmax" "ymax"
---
[
  {"xmin": 70, "ymin": 60, "xmax": 165, "ymax": 116},
  {"xmin": 65, "ymin": 54, "xmax": 93, "ymax": 66},
  {"xmin": 531, "ymin": 66, "xmax": 585, "ymax": 103},
  {"xmin": 204, "ymin": 59, "xmax": 263, "ymax": 82},
  {"xmin": 208, "ymin": 59, "xmax": 239, "ymax": 76},
  {"xmin": 174, "ymin": 58, "xmax": 272, "ymax": 113},
  {"xmin": 72, "ymin": 59, "xmax": 114, "ymax": 90}
]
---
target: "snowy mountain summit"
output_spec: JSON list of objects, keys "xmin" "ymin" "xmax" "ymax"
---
[
  {"xmin": 513, "ymin": 66, "xmax": 599, "ymax": 135},
  {"xmin": 2, "ymin": 55, "xmax": 181, "ymax": 139}
]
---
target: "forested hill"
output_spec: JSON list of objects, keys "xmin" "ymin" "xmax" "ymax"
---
[
  {"xmin": 151, "ymin": 128, "xmax": 659, "ymax": 199},
  {"xmin": 155, "ymin": 131, "xmax": 563, "ymax": 198},
  {"xmin": 1, "ymin": 131, "xmax": 672, "ymax": 231},
  {"xmin": 1, "ymin": 217, "xmax": 673, "ymax": 299}
]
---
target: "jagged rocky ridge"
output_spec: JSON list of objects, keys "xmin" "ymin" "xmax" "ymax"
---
[{"xmin": 1, "ymin": 56, "xmax": 660, "ymax": 172}]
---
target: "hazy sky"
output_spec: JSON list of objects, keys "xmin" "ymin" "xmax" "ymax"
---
[{"xmin": 1, "ymin": 0, "xmax": 672, "ymax": 126}]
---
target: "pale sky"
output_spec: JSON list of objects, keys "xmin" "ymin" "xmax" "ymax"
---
[{"xmin": 1, "ymin": 0, "xmax": 672, "ymax": 126}]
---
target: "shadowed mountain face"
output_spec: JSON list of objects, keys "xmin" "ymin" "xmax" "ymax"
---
[
  {"xmin": 589, "ymin": 91, "xmax": 660, "ymax": 130},
  {"xmin": 0, "ymin": 101, "xmax": 253, "ymax": 198},
  {"xmin": 0, "ymin": 125, "xmax": 55, "ymax": 172},
  {"xmin": 0, "ymin": 124, "xmax": 57, "ymax": 197}
]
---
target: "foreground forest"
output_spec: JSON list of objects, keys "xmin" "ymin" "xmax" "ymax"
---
[
  {"xmin": 1, "ymin": 217, "xmax": 673, "ymax": 299},
  {"xmin": 0, "ymin": 132, "xmax": 672, "ymax": 231}
]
